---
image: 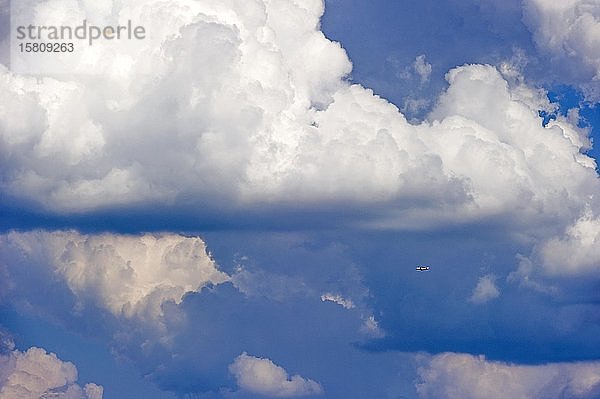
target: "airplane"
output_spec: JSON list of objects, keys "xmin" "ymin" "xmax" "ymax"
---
[{"xmin": 416, "ymin": 266, "xmax": 430, "ymax": 271}]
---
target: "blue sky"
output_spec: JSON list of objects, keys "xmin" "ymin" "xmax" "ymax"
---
[{"xmin": 1, "ymin": 1, "xmax": 600, "ymax": 398}]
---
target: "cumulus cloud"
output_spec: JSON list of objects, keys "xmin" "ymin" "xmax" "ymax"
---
[
  {"xmin": 422, "ymin": 64, "xmax": 597, "ymax": 226},
  {"xmin": 1, "ymin": 1, "xmax": 600, "ymax": 395},
  {"xmin": 229, "ymin": 353, "xmax": 323, "ymax": 397},
  {"xmin": 522, "ymin": 0, "xmax": 600, "ymax": 98},
  {"xmin": 0, "ymin": 346, "xmax": 103, "ymax": 399},
  {"xmin": 537, "ymin": 210, "xmax": 600, "ymax": 276},
  {"xmin": 509, "ymin": 209, "xmax": 600, "ymax": 288},
  {"xmin": 416, "ymin": 352, "xmax": 600, "ymax": 399},
  {"xmin": 0, "ymin": 230, "xmax": 229, "ymax": 321},
  {"xmin": 0, "ymin": 0, "xmax": 596, "ymax": 236},
  {"xmin": 0, "ymin": 229, "xmax": 384, "ymax": 396},
  {"xmin": 468, "ymin": 275, "xmax": 500, "ymax": 304}
]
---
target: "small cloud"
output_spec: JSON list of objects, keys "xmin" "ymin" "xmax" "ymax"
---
[
  {"xmin": 388, "ymin": 53, "xmax": 432, "ymax": 84},
  {"xmin": 413, "ymin": 54, "xmax": 432, "ymax": 83},
  {"xmin": 401, "ymin": 97, "xmax": 430, "ymax": 115},
  {"xmin": 0, "ymin": 329, "xmax": 14, "ymax": 355},
  {"xmin": 360, "ymin": 315, "xmax": 385, "ymax": 339},
  {"xmin": 320, "ymin": 293, "xmax": 355, "ymax": 309},
  {"xmin": 229, "ymin": 353, "xmax": 323, "ymax": 397},
  {"xmin": 469, "ymin": 275, "xmax": 500, "ymax": 304},
  {"xmin": 232, "ymin": 267, "xmax": 310, "ymax": 301},
  {"xmin": 499, "ymin": 47, "xmax": 529, "ymax": 84},
  {"xmin": 507, "ymin": 254, "xmax": 559, "ymax": 295}
]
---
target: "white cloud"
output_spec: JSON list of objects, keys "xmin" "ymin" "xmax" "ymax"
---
[
  {"xmin": 359, "ymin": 315, "xmax": 385, "ymax": 339},
  {"xmin": 401, "ymin": 97, "xmax": 430, "ymax": 115},
  {"xmin": 416, "ymin": 352, "xmax": 600, "ymax": 399},
  {"xmin": 538, "ymin": 210, "xmax": 600, "ymax": 276},
  {"xmin": 414, "ymin": 55, "xmax": 432, "ymax": 83},
  {"xmin": 0, "ymin": 230, "xmax": 229, "ymax": 321},
  {"xmin": 0, "ymin": 0, "xmax": 596, "ymax": 237},
  {"xmin": 320, "ymin": 292, "xmax": 386, "ymax": 339},
  {"xmin": 320, "ymin": 293, "xmax": 355, "ymax": 309},
  {"xmin": 498, "ymin": 47, "xmax": 530, "ymax": 89},
  {"xmin": 231, "ymin": 267, "xmax": 311, "ymax": 301},
  {"xmin": 468, "ymin": 275, "xmax": 500, "ymax": 304},
  {"xmin": 0, "ymin": 346, "xmax": 103, "ymax": 399},
  {"xmin": 390, "ymin": 54, "xmax": 432, "ymax": 84},
  {"xmin": 522, "ymin": 0, "xmax": 600, "ymax": 98},
  {"xmin": 508, "ymin": 209, "xmax": 600, "ymax": 288},
  {"xmin": 507, "ymin": 254, "xmax": 558, "ymax": 294},
  {"xmin": 229, "ymin": 353, "xmax": 323, "ymax": 397},
  {"xmin": 0, "ymin": 230, "xmax": 378, "ymax": 396},
  {"xmin": 420, "ymin": 64, "xmax": 597, "ymax": 228}
]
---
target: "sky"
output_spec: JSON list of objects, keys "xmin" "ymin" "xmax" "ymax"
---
[{"xmin": 0, "ymin": 0, "xmax": 600, "ymax": 398}]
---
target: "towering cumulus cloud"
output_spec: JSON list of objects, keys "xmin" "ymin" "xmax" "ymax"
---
[
  {"xmin": 1, "ymin": 0, "xmax": 600, "ymax": 398},
  {"xmin": 0, "ymin": 230, "xmax": 229, "ymax": 321},
  {"xmin": 0, "ymin": 0, "xmax": 597, "ymax": 234},
  {"xmin": 0, "ymin": 230, "xmax": 373, "ymax": 396}
]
